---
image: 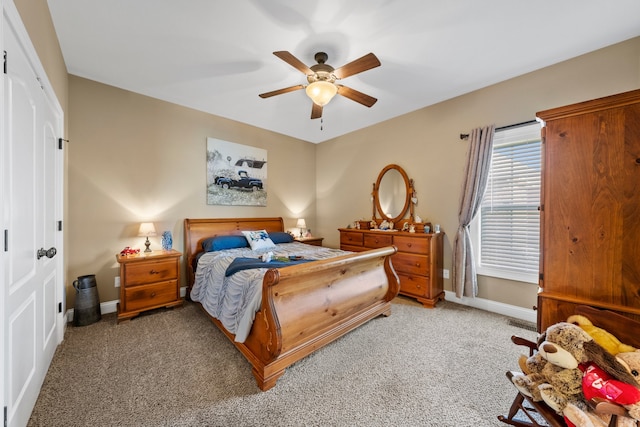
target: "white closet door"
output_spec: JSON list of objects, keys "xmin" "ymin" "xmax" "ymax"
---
[{"xmin": 2, "ymin": 2, "xmax": 64, "ymax": 426}]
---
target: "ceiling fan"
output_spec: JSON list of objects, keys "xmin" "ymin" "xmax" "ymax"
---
[{"xmin": 259, "ymin": 51, "xmax": 381, "ymax": 119}]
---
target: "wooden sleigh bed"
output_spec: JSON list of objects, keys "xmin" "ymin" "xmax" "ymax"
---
[{"xmin": 184, "ymin": 217, "xmax": 400, "ymax": 391}]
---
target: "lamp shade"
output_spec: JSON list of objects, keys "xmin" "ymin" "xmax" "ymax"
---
[
  {"xmin": 305, "ymin": 81, "xmax": 338, "ymax": 106},
  {"xmin": 296, "ymin": 218, "xmax": 306, "ymax": 229},
  {"xmin": 138, "ymin": 222, "xmax": 157, "ymax": 237}
]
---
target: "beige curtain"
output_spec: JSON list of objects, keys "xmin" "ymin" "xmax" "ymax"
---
[{"xmin": 452, "ymin": 125, "xmax": 495, "ymax": 298}]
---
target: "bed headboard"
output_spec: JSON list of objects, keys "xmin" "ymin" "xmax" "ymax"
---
[{"xmin": 183, "ymin": 217, "xmax": 285, "ymax": 288}]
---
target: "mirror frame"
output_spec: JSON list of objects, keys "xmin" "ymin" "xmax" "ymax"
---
[{"xmin": 372, "ymin": 164, "xmax": 413, "ymax": 225}]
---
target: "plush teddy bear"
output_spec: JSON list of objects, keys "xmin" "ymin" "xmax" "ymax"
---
[
  {"xmin": 512, "ymin": 321, "xmax": 639, "ymax": 426},
  {"xmin": 617, "ymin": 351, "xmax": 640, "ymax": 421},
  {"xmin": 617, "ymin": 351, "xmax": 640, "ymax": 384},
  {"xmin": 511, "ymin": 322, "xmax": 595, "ymax": 418},
  {"xmin": 568, "ymin": 314, "xmax": 637, "ymax": 355}
]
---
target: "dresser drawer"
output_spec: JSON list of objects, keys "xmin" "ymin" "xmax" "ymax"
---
[
  {"xmin": 394, "ymin": 235, "xmax": 429, "ymax": 254},
  {"xmin": 124, "ymin": 280, "xmax": 178, "ymax": 311},
  {"xmin": 124, "ymin": 259, "xmax": 178, "ymax": 286},
  {"xmin": 364, "ymin": 233, "xmax": 393, "ymax": 248},
  {"xmin": 340, "ymin": 231, "xmax": 364, "ymax": 247},
  {"xmin": 392, "ymin": 252, "xmax": 429, "ymax": 276},
  {"xmin": 398, "ymin": 273, "xmax": 430, "ymax": 298}
]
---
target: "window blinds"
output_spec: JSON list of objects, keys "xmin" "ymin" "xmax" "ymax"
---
[{"xmin": 479, "ymin": 123, "xmax": 541, "ymax": 277}]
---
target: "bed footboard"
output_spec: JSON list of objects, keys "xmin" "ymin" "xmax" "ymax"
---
[{"xmin": 234, "ymin": 246, "xmax": 399, "ymax": 390}]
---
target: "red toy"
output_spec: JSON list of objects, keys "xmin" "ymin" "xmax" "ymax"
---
[
  {"xmin": 120, "ymin": 246, "xmax": 140, "ymax": 255},
  {"xmin": 580, "ymin": 362, "xmax": 640, "ymax": 406}
]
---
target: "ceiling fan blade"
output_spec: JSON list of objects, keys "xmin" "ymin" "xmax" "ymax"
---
[
  {"xmin": 259, "ymin": 84, "xmax": 304, "ymax": 98},
  {"xmin": 333, "ymin": 53, "xmax": 381, "ymax": 79},
  {"xmin": 336, "ymin": 85, "xmax": 377, "ymax": 107},
  {"xmin": 311, "ymin": 103, "xmax": 323, "ymax": 119},
  {"xmin": 273, "ymin": 51, "xmax": 313, "ymax": 75}
]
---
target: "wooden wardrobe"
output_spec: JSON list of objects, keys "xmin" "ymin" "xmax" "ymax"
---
[{"xmin": 536, "ymin": 89, "xmax": 640, "ymax": 331}]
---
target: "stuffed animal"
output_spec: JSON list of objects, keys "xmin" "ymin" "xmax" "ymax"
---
[
  {"xmin": 582, "ymin": 350, "xmax": 640, "ymax": 426},
  {"xmin": 568, "ymin": 314, "xmax": 637, "ymax": 355},
  {"xmin": 511, "ymin": 322, "xmax": 595, "ymax": 420},
  {"xmin": 581, "ymin": 360, "xmax": 640, "ymax": 423},
  {"xmin": 618, "ymin": 351, "xmax": 640, "ymax": 421},
  {"xmin": 511, "ymin": 321, "xmax": 640, "ymax": 427},
  {"xmin": 617, "ymin": 351, "xmax": 640, "ymax": 386}
]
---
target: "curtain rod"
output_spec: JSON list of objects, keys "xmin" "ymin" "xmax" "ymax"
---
[{"xmin": 459, "ymin": 119, "xmax": 538, "ymax": 140}]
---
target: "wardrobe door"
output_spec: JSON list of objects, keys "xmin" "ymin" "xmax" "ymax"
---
[{"xmin": 537, "ymin": 90, "xmax": 640, "ymax": 330}]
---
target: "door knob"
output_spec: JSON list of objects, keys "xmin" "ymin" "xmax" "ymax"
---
[{"xmin": 37, "ymin": 247, "xmax": 57, "ymax": 259}]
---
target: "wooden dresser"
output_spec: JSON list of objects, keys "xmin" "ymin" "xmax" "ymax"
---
[
  {"xmin": 116, "ymin": 249, "xmax": 183, "ymax": 322},
  {"xmin": 536, "ymin": 89, "xmax": 640, "ymax": 331},
  {"xmin": 339, "ymin": 229, "xmax": 444, "ymax": 307}
]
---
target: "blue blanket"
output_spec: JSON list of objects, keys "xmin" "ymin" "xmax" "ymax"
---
[{"xmin": 225, "ymin": 257, "xmax": 311, "ymax": 277}]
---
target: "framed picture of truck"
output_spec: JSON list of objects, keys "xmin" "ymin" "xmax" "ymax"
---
[{"xmin": 206, "ymin": 137, "xmax": 267, "ymax": 206}]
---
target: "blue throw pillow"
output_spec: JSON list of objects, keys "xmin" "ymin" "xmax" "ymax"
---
[
  {"xmin": 202, "ymin": 235, "xmax": 249, "ymax": 252},
  {"xmin": 269, "ymin": 231, "xmax": 294, "ymax": 244}
]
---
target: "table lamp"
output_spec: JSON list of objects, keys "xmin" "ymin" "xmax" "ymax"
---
[
  {"xmin": 296, "ymin": 218, "xmax": 306, "ymax": 238},
  {"xmin": 138, "ymin": 222, "xmax": 157, "ymax": 252}
]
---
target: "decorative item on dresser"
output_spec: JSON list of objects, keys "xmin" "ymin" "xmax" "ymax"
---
[
  {"xmin": 536, "ymin": 89, "xmax": 640, "ymax": 331},
  {"xmin": 341, "ymin": 163, "xmax": 444, "ymax": 308},
  {"xmin": 116, "ymin": 249, "xmax": 183, "ymax": 323}
]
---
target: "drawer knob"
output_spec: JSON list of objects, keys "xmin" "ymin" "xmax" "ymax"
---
[
  {"xmin": 150, "ymin": 292, "xmax": 156, "ymax": 298},
  {"xmin": 415, "ymin": 263, "xmax": 421, "ymax": 267},
  {"xmin": 407, "ymin": 243, "xmax": 412, "ymax": 247},
  {"xmin": 150, "ymin": 269, "xmax": 160, "ymax": 275}
]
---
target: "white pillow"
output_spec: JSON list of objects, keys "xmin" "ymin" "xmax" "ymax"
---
[{"xmin": 242, "ymin": 229, "xmax": 276, "ymax": 251}]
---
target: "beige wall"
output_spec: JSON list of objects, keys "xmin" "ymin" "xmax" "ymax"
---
[
  {"xmin": 12, "ymin": 0, "xmax": 640, "ymax": 312},
  {"xmin": 316, "ymin": 37, "xmax": 640, "ymax": 309},
  {"xmin": 67, "ymin": 76, "xmax": 316, "ymax": 303}
]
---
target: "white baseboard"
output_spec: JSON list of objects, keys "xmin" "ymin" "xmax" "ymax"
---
[
  {"xmin": 65, "ymin": 288, "xmax": 533, "ymax": 325},
  {"xmin": 66, "ymin": 286, "xmax": 188, "ymax": 323},
  {"xmin": 444, "ymin": 290, "xmax": 536, "ymax": 324}
]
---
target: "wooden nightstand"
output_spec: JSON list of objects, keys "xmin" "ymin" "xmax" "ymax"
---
[
  {"xmin": 115, "ymin": 249, "xmax": 183, "ymax": 323},
  {"xmin": 295, "ymin": 236, "xmax": 324, "ymax": 246}
]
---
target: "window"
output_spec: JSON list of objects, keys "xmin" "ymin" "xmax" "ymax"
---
[{"xmin": 473, "ymin": 122, "xmax": 541, "ymax": 283}]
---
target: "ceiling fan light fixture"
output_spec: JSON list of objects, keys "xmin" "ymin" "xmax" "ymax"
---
[{"xmin": 305, "ymin": 81, "xmax": 338, "ymax": 106}]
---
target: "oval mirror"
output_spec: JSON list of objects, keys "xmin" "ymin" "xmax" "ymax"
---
[{"xmin": 374, "ymin": 164, "xmax": 411, "ymax": 224}]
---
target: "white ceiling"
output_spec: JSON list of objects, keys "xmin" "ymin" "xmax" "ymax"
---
[{"xmin": 47, "ymin": 0, "xmax": 640, "ymax": 143}]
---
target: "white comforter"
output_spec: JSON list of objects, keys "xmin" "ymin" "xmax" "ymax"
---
[{"xmin": 190, "ymin": 242, "xmax": 347, "ymax": 342}]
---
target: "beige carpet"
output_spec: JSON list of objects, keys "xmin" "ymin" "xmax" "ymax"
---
[{"xmin": 28, "ymin": 297, "xmax": 537, "ymax": 427}]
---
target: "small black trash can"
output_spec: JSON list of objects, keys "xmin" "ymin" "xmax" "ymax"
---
[{"xmin": 73, "ymin": 274, "xmax": 101, "ymax": 326}]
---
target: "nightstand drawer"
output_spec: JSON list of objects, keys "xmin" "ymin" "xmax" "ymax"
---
[
  {"xmin": 392, "ymin": 252, "xmax": 429, "ymax": 276},
  {"xmin": 364, "ymin": 233, "xmax": 393, "ymax": 248},
  {"xmin": 124, "ymin": 259, "xmax": 178, "ymax": 286},
  {"xmin": 124, "ymin": 280, "xmax": 178, "ymax": 311}
]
